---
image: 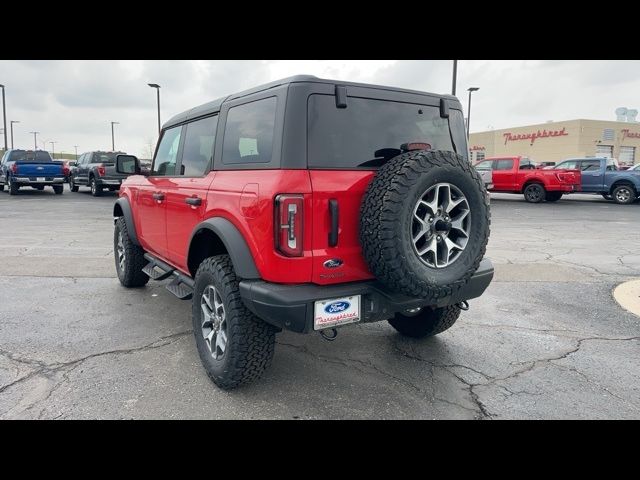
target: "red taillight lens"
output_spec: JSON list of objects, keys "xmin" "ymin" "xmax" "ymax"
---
[
  {"xmin": 97, "ymin": 164, "xmax": 106, "ymax": 177},
  {"xmin": 275, "ymin": 194, "xmax": 304, "ymax": 257},
  {"xmin": 11, "ymin": 163, "xmax": 18, "ymax": 173},
  {"xmin": 63, "ymin": 165, "xmax": 70, "ymax": 176}
]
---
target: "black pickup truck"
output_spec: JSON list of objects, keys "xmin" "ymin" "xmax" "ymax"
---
[{"xmin": 69, "ymin": 151, "xmax": 138, "ymax": 197}]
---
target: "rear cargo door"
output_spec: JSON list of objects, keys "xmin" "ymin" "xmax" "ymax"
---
[{"xmin": 307, "ymin": 92, "xmax": 467, "ymax": 285}]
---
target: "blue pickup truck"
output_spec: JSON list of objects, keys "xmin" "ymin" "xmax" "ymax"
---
[
  {"xmin": 0, "ymin": 149, "xmax": 68, "ymax": 195},
  {"xmin": 554, "ymin": 157, "xmax": 640, "ymax": 204}
]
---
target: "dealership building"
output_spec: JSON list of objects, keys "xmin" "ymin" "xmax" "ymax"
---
[{"xmin": 468, "ymin": 119, "xmax": 640, "ymax": 166}]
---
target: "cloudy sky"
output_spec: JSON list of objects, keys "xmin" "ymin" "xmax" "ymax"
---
[{"xmin": 1, "ymin": 60, "xmax": 638, "ymax": 158}]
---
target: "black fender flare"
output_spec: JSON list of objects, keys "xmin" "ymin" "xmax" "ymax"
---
[
  {"xmin": 189, "ymin": 218, "xmax": 260, "ymax": 279},
  {"xmin": 113, "ymin": 197, "xmax": 140, "ymax": 246}
]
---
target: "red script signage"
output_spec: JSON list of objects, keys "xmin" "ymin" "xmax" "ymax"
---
[
  {"xmin": 503, "ymin": 127, "xmax": 568, "ymax": 146},
  {"xmin": 622, "ymin": 129, "xmax": 640, "ymax": 141}
]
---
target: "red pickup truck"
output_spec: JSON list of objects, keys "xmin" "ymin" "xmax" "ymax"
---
[{"xmin": 474, "ymin": 156, "xmax": 581, "ymax": 203}]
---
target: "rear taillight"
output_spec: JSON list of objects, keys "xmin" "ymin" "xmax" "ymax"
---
[
  {"xmin": 97, "ymin": 164, "xmax": 106, "ymax": 177},
  {"xmin": 275, "ymin": 194, "xmax": 304, "ymax": 257},
  {"xmin": 11, "ymin": 163, "xmax": 18, "ymax": 173},
  {"xmin": 63, "ymin": 165, "xmax": 70, "ymax": 176}
]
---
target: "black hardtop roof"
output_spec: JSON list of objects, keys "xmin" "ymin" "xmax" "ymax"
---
[{"xmin": 163, "ymin": 74, "xmax": 458, "ymax": 129}]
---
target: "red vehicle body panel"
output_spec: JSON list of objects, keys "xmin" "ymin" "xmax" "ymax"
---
[
  {"xmin": 121, "ymin": 168, "xmax": 381, "ymax": 286},
  {"xmin": 478, "ymin": 156, "xmax": 581, "ymax": 193}
]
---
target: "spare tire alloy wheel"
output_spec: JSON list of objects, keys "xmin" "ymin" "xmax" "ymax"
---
[
  {"xmin": 412, "ymin": 183, "xmax": 470, "ymax": 268},
  {"xmin": 360, "ymin": 150, "xmax": 490, "ymax": 299},
  {"xmin": 200, "ymin": 285, "xmax": 228, "ymax": 360}
]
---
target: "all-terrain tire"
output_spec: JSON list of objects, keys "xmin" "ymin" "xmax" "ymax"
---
[
  {"xmin": 545, "ymin": 191, "xmax": 563, "ymax": 202},
  {"xmin": 0, "ymin": 183, "xmax": 4, "ymax": 191},
  {"xmin": 114, "ymin": 217, "xmax": 149, "ymax": 287},
  {"xmin": 192, "ymin": 255, "xmax": 277, "ymax": 390},
  {"xmin": 53, "ymin": 185, "xmax": 64, "ymax": 195},
  {"xmin": 523, "ymin": 183, "xmax": 545, "ymax": 203},
  {"xmin": 360, "ymin": 150, "xmax": 490, "ymax": 299},
  {"xmin": 389, "ymin": 305, "xmax": 461, "ymax": 338}
]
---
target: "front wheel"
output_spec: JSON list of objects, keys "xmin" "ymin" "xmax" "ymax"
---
[
  {"xmin": 388, "ymin": 305, "xmax": 461, "ymax": 338},
  {"xmin": 523, "ymin": 183, "xmax": 545, "ymax": 203},
  {"xmin": 193, "ymin": 255, "xmax": 276, "ymax": 390},
  {"xmin": 114, "ymin": 217, "xmax": 149, "ymax": 287},
  {"xmin": 612, "ymin": 185, "xmax": 636, "ymax": 205},
  {"xmin": 69, "ymin": 176, "xmax": 79, "ymax": 192},
  {"xmin": 545, "ymin": 191, "xmax": 563, "ymax": 202}
]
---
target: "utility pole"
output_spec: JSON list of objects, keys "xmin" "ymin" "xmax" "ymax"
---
[
  {"xmin": 111, "ymin": 121, "xmax": 119, "ymax": 151},
  {"xmin": 30, "ymin": 131, "xmax": 40, "ymax": 150}
]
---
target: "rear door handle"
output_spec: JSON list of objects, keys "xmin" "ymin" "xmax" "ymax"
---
[
  {"xmin": 185, "ymin": 197, "xmax": 202, "ymax": 206},
  {"xmin": 328, "ymin": 199, "xmax": 339, "ymax": 247},
  {"xmin": 152, "ymin": 192, "xmax": 165, "ymax": 201}
]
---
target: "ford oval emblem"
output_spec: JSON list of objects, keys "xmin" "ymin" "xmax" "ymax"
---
[
  {"xmin": 323, "ymin": 258, "xmax": 343, "ymax": 269},
  {"xmin": 37, "ymin": 166, "xmax": 44, "ymax": 170},
  {"xmin": 324, "ymin": 301, "xmax": 350, "ymax": 314}
]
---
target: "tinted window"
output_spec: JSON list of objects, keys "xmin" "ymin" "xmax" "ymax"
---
[
  {"xmin": 180, "ymin": 115, "xmax": 218, "ymax": 176},
  {"xmin": 152, "ymin": 126, "xmax": 182, "ymax": 176},
  {"xmin": 91, "ymin": 152, "xmax": 124, "ymax": 164},
  {"xmin": 494, "ymin": 159, "xmax": 514, "ymax": 170},
  {"xmin": 8, "ymin": 150, "xmax": 53, "ymax": 162},
  {"xmin": 308, "ymin": 95, "xmax": 458, "ymax": 168},
  {"xmin": 556, "ymin": 160, "xmax": 577, "ymax": 170},
  {"xmin": 222, "ymin": 97, "xmax": 277, "ymax": 165},
  {"xmin": 519, "ymin": 159, "xmax": 532, "ymax": 170},
  {"xmin": 581, "ymin": 160, "xmax": 600, "ymax": 171},
  {"xmin": 475, "ymin": 161, "xmax": 492, "ymax": 171}
]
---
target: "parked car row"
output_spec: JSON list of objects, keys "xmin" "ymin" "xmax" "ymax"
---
[
  {"xmin": 1, "ymin": 149, "xmax": 139, "ymax": 197},
  {"xmin": 474, "ymin": 156, "xmax": 640, "ymax": 204}
]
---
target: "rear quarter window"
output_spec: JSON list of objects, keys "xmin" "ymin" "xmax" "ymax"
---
[{"xmin": 307, "ymin": 95, "xmax": 462, "ymax": 169}]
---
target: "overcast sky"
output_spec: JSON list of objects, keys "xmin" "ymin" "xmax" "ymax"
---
[{"xmin": 1, "ymin": 60, "xmax": 638, "ymax": 158}]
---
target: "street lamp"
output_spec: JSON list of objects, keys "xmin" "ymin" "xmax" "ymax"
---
[
  {"xmin": 467, "ymin": 87, "xmax": 480, "ymax": 138},
  {"xmin": 451, "ymin": 60, "xmax": 458, "ymax": 96},
  {"xmin": 50, "ymin": 141, "xmax": 57, "ymax": 158},
  {"xmin": 0, "ymin": 84, "xmax": 7, "ymax": 151},
  {"xmin": 74, "ymin": 145, "xmax": 79, "ymax": 160},
  {"xmin": 30, "ymin": 131, "xmax": 40, "ymax": 150},
  {"xmin": 110, "ymin": 121, "xmax": 119, "ymax": 151},
  {"xmin": 10, "ymin": 120, "xmax": 19, "ymax": 149},
  {"xmin": 148, "ymin": 83, "xmax": 161, "ymax": 135}
]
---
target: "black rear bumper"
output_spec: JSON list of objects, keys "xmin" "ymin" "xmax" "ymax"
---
[{"xmin": 239, "ymin": 258, "xmax": 494, "ymax": 333}]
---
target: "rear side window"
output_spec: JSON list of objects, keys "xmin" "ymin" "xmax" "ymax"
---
[
  {"xmin": 581, "ymin": 160, "xmax": 600, "ymax": 171},
  {"xmin": 152, "ymin": 126, "xmax": 182, "ymax": 176},
  {"xmin": 307, "ymin": 95, "xmax": 458, "ymax": 169},
  {"xmin": 494, "ymin": 159, "xmax": 514, "ymax": 170},
  {"xmin": 180, "ymin": 115, "xmax": 218, "ymax": 176},
  {"xmin": 222, "ymin": 97, "xmax": 277, "ymax": 165},
  {"xmin": 475, "ymin": 161, "xmax": 492, "ymax": 170}
]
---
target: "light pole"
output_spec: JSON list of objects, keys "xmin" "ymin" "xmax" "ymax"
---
[
  {"xmin": 110, "ymin": 121, "xmax": 119, "ymax": 151},
  {"xmin": 74, "ymin": 145, "xmax": 78, "ymax": 160},
  {"xmin": 148, "ymin": 83, "xmax": 161, "ymax": 135},
  {"xmin": 10, "ymin": 120, "xmax": 19, "ymax": 149},
  {"xmin": 467, "ymin": 87, "xmax": 480, "ymax": 138},
  {"xmin": 451, "ymin": 60, "xmax": 458, "ymax": 96},
  {"xmin": 50, "ymin": 141, "xmax": 57, "ymax": 158},
  {"xmin": 0, "ymin": 84, "xmax": 7, "ymax": 151},
  {"xmin": 30, "ymin": 131, "xmax": 40, "ymax": 150}
]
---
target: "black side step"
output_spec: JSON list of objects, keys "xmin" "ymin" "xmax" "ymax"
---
[
  {"xmin": 143, "ymin": 253, "xmax": 175, "ymax": 280},
  {"xmin": 143, "ymin": 253, "xmax": 194, "ymax": 300}
]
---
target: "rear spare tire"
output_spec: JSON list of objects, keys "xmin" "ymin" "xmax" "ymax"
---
[{"xmin": 360, "ymin": 150, "xmax": 490, "ymax": 299}]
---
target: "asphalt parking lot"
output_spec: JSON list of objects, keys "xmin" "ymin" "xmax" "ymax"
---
[{"xmin": 0, "ymin": 186, "xmax": 639, "ymax": 419}]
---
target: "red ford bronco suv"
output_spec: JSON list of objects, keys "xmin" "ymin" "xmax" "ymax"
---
[{"xmin": 113, "ymin": 76, "xmax": 494, "ymax": 389}]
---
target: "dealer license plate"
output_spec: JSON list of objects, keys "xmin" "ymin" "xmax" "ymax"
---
[
  {"xmin": 37, "ymin": 177, "xmax": 45, "ymax": 182},
  {"xmin": 314, "ymin": 295, "xmax": 360, "ymax": 330}
]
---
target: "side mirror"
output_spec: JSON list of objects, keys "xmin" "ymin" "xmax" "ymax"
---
[{"xmin": 116, "ymin": 154, "xmax": 140, "ymax": 175}]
